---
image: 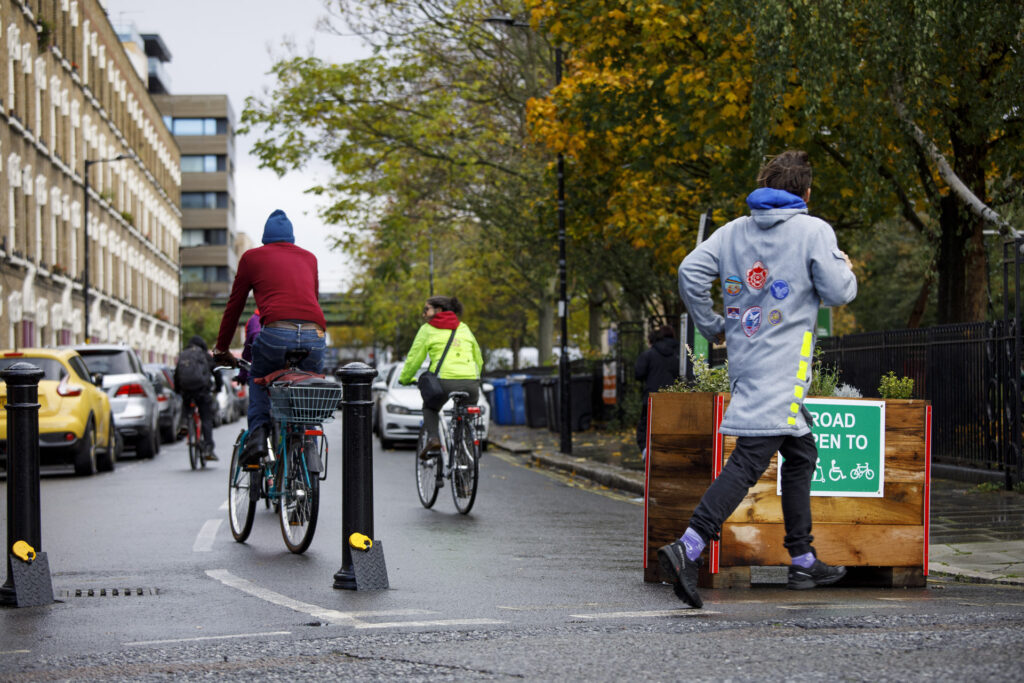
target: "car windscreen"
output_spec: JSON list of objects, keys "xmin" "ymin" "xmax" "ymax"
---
[
  {"xmin": 0, "ymin": 357, "xmax": 67, "ymax": 381},
  {"xmin": 77, "ymin": 350, "xmax": 134, "ymax": 375}
]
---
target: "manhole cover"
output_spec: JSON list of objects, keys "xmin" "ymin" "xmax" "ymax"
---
[{"xmin": 59, "ymin": 587, "xmax": 159, "ymax": 598}]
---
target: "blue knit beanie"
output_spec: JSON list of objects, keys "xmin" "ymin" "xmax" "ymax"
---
[{"xmin": 262, "ymin": 209, "xmax": 295, "ymax": 244}]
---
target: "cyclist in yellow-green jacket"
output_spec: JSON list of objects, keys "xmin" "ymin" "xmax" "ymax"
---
[{"xmin": 399, "ymin": 295, "xmax": 484, "ymax": 459}]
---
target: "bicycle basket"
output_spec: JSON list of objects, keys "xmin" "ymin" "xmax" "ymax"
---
[{"xmin": 268, "ymin": 379, "xmax": 343, "ymax": 424}]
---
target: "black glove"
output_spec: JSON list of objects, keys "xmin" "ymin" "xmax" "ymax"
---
[{"xmin": 213, "ymin": 349, "xmax": 238, "ymax": 368}]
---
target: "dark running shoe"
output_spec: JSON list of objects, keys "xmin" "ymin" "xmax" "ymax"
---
[
  {"xmin": 240, "ymin": 426, "xmax": 267, "ymax": 466},
  {"xmin": 788, "ymin": 559, "xmax": 847, "ymax": 590},
  {"xmin": 657, "ymin": 541, "xmax": 703, "ymax": 608},
  {"xmin": 418, "ymin": 437, "xmax": 441, "ymax": 461}
]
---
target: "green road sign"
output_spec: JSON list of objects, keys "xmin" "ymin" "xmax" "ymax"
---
[{"xmin": 777, "ymin": 398, "xmax": 886, "ymax": 497}]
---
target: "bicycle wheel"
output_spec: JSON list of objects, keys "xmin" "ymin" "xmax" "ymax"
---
[
  {"xmin": 187, "ymin": 410, "xmax": 201, "ymax": 470},
  {"xmin": 450, "ymin": 419, "xmax": 480, "ymax": 514},
  {"xmin": 228, "ymin": 430, "xmax": 257, "ymax": 542},
  {"xmin": 279, "ymin": 434, "xmax": 319, "ymax": 554},
  {"xmin": 415, "ymin": 427, "xmax": 441, "ymax": 508}
]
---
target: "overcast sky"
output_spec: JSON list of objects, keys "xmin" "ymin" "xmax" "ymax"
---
[{"xmin": 98, "ymin": 0, "xmax": 369, "ymax": 292}]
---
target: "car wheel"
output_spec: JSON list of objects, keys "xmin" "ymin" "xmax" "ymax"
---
[
  {"xmin": 136, "ymin": 425, "xmax": 158, "ymax": 459},
  {"xmin": 97, "ymin": 419, "xmax": 118, "ymax": 472},
  {"xmin": 160, "ymin": 422, "xmax": 175, "ymax": 443},
  {"xmin": 74, "ymin": 419, "xmax": 97, "ymax": 476}
]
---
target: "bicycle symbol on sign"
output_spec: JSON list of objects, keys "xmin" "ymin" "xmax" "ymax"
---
[
  {"xmin": 828, "ymin": 459, "xmax": 846, "ymax": 481},
  {"xmin": 850, "ymin": 462, "xmax": 875, "ymax": 480}
]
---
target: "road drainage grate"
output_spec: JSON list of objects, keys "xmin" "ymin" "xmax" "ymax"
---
[{"xmin": 60, "ymin": 587, "xmax": 159, "ymax": 598}]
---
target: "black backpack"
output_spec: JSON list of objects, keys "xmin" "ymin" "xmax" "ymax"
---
[{"xmin": 175, "ymin": 347, "xmax": 209, "ymax": 393}]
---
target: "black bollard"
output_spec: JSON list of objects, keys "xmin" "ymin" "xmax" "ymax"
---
[
  {"xmin": 1, "ymin": 362, "xmax": 46, "ymax": 606},
  {"xmin": 333, "ymin": 362, "xmax": 386, "ymax": 590}
]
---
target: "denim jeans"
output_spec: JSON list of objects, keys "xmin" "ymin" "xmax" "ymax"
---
[
  {"xmin": 688, "ymin": 433, "xmax": 818, "ymax": 558},
  {"xmin": 248, "ymin": 326, "xmax": 326, "ymax": 433}
]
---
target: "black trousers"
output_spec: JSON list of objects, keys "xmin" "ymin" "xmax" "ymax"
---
[
  {"xmin": 182, "ymin": 391, "xmax": 216, "ymax": 450},
  {"xmin": 689, "ymin": 433, "xmax": 818, "ymax": 558}
]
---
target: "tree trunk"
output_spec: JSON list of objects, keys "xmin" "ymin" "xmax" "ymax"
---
[
  {"xmin": 588, "ymin": 293, "xmax": 604, "ymax": 352},
  {"xmin": 935, "ymin": 143, "xmax": 989, "ymax": 324}
]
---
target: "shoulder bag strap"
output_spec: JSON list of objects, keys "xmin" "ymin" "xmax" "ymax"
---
[{"xmin": 433, "ymin": 330, "xmax": 457, "ymax": 375}]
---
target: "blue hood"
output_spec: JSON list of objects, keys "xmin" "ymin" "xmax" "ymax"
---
[
  {"xmin": 262, "ymin": 209, "xmax": 295, "ymax": 244},
  {"xmin": 746, "ymin": 188, "xmax": 808, "ymax": 230},
  {"xmin": 746, "ymin": 188, "xmax": 806, "ymax": 210}
]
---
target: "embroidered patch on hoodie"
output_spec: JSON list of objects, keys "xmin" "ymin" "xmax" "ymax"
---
[
  {"xmin": 726, "ymin": 306, "xmax": 741, "ymax": 319},
  {"xmin": 768, "ymin": 309, "xmax": 782, "ymax": 325},
  {"xmin": 742, "ymin": 306, "xmax": 762, "ymax": 337},
  {"xmin": 747, "ymin": 261, "xmax": 768, "ymax": 290},
  {"xmin": 770, "ymin": 280, "xmax": 790, "ymax": 300},
  {"xmin": 725, "ymin": 276, "xmax": 743, "ymax": 296}
]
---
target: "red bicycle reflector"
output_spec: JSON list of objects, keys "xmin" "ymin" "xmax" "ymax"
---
[
  {"xmin": 237, "ymin": 390, "xmax": 245, "ymax": 397},
  {"xmin": 65, "ymin": 432, "xmax": 75, "ymax": 441},
  {"xmin": 466, "ymin": 406, "xmax": 481, "ymax": 414},
  {"xmin": 3, "ymin": 352, "xmax": 23, "ymax": 357},
  {"xmin": 157, "ymin": 394, "xmax": 168, "ymax": 402},
  {"xmin": 115, "ymin": 383, "xmax": 146, "ymax": 396},
  {"xmin": 304, "ymin": 429, "xmax": 323, "ymax": 436}
]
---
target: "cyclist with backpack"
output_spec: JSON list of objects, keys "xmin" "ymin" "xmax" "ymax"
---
[{"xmin": 175, "ymin": 335, "xmax": 221, "ymax": 461}]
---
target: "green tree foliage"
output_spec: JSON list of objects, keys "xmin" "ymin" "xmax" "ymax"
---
[
  {"xmin": 528, "ymin": 0, "xmax": 1023, "ymax": 327},
  {"xmin": 181, "ymin": 302, "xmax": 222, "ymax": 349}
]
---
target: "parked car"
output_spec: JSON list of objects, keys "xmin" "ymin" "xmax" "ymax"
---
[
  {"xmin": 225, "ymin": 367, "xmax": 249, "ymax": 419},
  {"xmin": 72, "ymin": 344, "xmax": 161, "ymax": 459},
  {"xmin": 144, "ymin": 363, "xmax": 182, "ymax": 443},
  {"xmin": 0, "ymin": 348, "xmax": 120, "ymax": 475},
  {"xmin": 372, "ymin": 363, "xmax": 491, "ymax": 450},
  {"xmin": 213, "ymin": 367, "xmax": 241, "ymax": 426},
  {"xmin": 370, "ymin": 362, "xmax": 398, "ymax": 433}
]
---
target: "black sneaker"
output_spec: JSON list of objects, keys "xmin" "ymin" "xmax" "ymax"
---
[
  {"xmin": 203, "ymin": 444, "xmax": 219, "ymax": 462},
  {"xmin": 657, "ymin": 541, "xmax": 703, "ymax": 608},
  {"xmin": 240, "ymin": 426, "xmax": 266, "ymax": 466},
  {"xmin": 787, "ymin": 559, "xmax": 847, "ymax": 590}
]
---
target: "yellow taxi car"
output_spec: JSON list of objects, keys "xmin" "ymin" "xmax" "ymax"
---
[{"xmin": 0, "ymin": 348, "xmax": 119, "ymax": 476}]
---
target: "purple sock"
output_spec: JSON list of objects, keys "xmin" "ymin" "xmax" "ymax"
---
[
  {"xmin": 792, "ymin": 552, "xmax": 816, "ymax": 568},
  {"xmin": 680, "ymin": 527, "xmax": 705, "ymax": 561}
]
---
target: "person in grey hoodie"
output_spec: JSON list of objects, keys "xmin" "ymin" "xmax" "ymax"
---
[
  {"xmin": 635, "ymin": 325, "xmax": 680, "ymax": 454},
  {"xmin": 658, "ymin": 150, "xmax": 857, "ymax": 608}
]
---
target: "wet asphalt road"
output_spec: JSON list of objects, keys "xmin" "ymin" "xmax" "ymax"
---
[{"xmin": 2, "ymin": 417, "xmax": 1024, "ymax": 681}]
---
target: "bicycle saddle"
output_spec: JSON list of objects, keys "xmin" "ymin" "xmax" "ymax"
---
[
  {"xmin": 448, "ymin": 391, "xmax": 470, "ymax": 402},
  {"xmin": 284, "ymin": 348, "xmax": 310, "ymax": 367}
]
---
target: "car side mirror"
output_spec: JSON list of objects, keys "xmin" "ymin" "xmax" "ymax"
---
[
  {"xmin": 372, "ymin": 380, "xmax": 387, "ymax": 391},
  {"xmin": 91, "ymin": 372, "xmax": 104, "ymax": 387},
  {"xmin": 481, "ymin": 382, "xmax": 494, "ymax": 393}
]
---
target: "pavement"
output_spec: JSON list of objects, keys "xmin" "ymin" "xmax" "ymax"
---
[{"xmin": 488, "ymin": 422, "xmax": 1024, "ymax": 586}]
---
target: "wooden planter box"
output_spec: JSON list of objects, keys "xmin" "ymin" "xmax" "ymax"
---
[{"xmin": 643, "ymin": 392, "xmax": 932, "ymax": 588}]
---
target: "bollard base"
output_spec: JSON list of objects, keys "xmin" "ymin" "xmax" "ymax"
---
[
  {"xmin": 334, "ymin": 541, "xmax": 388, "ymax": 590},
  {"xmin": 3, "ymin": 552, "xmax": 53, "ymax": 607}
]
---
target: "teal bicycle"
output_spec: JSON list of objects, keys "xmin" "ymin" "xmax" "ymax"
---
[{"xmin": 227, "ymin": 353, "xmax": 342, "ymax": 553}]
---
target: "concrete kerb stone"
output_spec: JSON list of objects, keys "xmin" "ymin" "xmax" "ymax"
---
[{"xmin": 490, "ymin": 436, "xmax": 644, "ymax": 496}]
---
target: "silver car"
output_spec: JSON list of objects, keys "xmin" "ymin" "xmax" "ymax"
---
[
  {"xmin": 73, "ymin": 344, "xmax": 161, "ymax": 459},
  {"xmin": 372, "ymin": 363, "xmax": 491, "ymax": 450}
]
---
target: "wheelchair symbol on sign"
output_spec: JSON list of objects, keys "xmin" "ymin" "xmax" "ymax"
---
[{"xmin": 828, "ymin": 459, "xmax": 846, "ymax": 481}]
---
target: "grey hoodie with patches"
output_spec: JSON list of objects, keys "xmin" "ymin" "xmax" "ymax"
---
[{"xmin": 678, "ymin": 189, "xmax": 857, "ymax": 436}]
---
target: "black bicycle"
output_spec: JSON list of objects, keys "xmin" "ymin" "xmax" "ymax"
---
[
  {"xmin": 415, "ymin": 391, "xmax": 481, "ymax": 514},
  {"xmin": 228, "ymin": 353, "xmax": 341, "ymax": 553}
]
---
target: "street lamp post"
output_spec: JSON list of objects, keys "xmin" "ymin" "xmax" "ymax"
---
[
  {"xmin": 486, "ymin": 16, "xmax": 572, "ymax": 454},
  {"xmin": 82, "ymin": 154, "xmax": 128, "ymax": 343}
]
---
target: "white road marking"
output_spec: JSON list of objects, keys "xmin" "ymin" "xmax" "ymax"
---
[
  {"xmin": 570, "ymin": 609, "xmax": 713, "ymax": 619},
  {"xmin": 0, "ymin": 650, "xmax": 31, "ymax": 654},
  {"xmin": 192, "ymin": 519, "xmax": 223, "ymax": 552},
  {"xmin": 778, "ymin": 603, "xmax": 908, "ymax": 610},
  {"xmin": 218, "ymin": 499, "xmax": 228, "ymax": 512},
  {"xmin": 206, "ymin": 569, "xmax": 506, "ymax": 629},
  {"xmin": 125, "ymin": 631, "xmax": 291, "ymax": 646},
  {"xmin": 355, "ymin": 618, "xmax": 505, "ymax": 629}
]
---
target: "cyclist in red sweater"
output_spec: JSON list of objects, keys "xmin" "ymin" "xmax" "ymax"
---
[{"xmin": 213, "ymin": 209, "xmax": 327, "ymax": 464}]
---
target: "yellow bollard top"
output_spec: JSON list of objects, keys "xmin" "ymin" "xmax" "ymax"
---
[
  {"xmin": 12, "ymin": 540, "xmax": 36, "ymax": 563},
  {"xmin": 348, "ymin": 533, "xmax": 372, "ymax": 551}
]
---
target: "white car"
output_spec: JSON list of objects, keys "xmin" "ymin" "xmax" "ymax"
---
[{"xmin": 372, "ymin": 363, "xmax": 491, "ymax": 450}]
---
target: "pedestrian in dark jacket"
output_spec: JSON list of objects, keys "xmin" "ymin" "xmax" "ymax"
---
[{"xmin": 635, "ymin": 325, "xmax": 680, "ymax": 454}]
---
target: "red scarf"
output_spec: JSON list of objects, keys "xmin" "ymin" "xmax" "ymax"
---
[{"xmin": 429, "ymin": 311, "xmax": 460, "ymax": 330}]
